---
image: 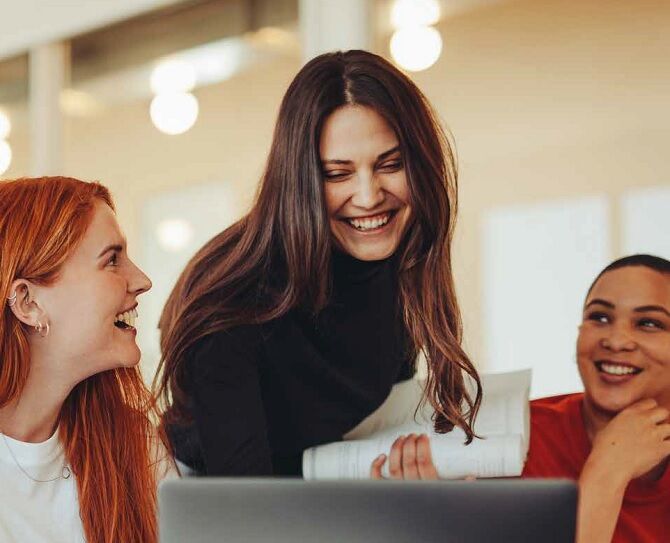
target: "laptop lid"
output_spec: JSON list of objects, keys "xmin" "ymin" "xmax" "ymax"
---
[{"xmin": 159, "ymin": 478, "xmax": 576, "ymax": 543}]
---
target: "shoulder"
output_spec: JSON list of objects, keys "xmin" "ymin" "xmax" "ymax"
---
[
  {"xmin": 530, "ymin": 393, "xmax": 583, "ymax": 425},
  {"xmin": 193, "ymin": 325, "xmax": 263, "ymax": 356},
  {"xmin": 523, "ymin": 393, "xmax": 586, "ymax": 478}
]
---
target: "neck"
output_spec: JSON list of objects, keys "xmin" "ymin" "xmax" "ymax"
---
[
  {"xmin": 581, "ymin": 398, "xmax": 612, "ymax": 442},
  {"xmin": 0, "ymin": 353, "xmax": 75, "ymax": 443}
]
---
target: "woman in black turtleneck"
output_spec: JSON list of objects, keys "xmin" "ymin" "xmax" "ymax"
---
[{"xmin": 154, "ymin": 50, "xmax": 482, "ymax": 477}]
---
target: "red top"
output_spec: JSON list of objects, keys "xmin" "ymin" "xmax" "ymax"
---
[{"xmin": 523, "ymin": 393, "xmax": 670, "ymax": 543}]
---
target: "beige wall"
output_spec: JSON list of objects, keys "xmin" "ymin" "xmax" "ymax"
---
[
  {"xmin": 413, "ymin": 0, "xmax": 670, "ymax": 364},
  {"xmin": 3, "ymin": 0, "xmax": 669, "ymax": 373}
]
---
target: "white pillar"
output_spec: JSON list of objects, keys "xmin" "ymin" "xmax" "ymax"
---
[
  {"xmin": 29, "ymin": 42, "xmax": 67, "ymax": 176},
  {"xmin": 299, "ymin": 0, "xmax": 375, "ymax": 63}
]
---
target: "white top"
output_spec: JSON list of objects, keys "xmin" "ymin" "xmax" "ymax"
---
[
  {"xmin": 0, "ymin": 430, "xmax": 177, "ymax": 543},
  {"xmin": 0, "ymin": 430, "xmax": 83, "ymax": 543}
]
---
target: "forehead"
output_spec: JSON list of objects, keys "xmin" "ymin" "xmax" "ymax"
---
[
  {"xmin": 69, "ymin": 201, "xmax": 123, "ymax": 261},
  {"xmin": 588, "ymin": 266, "xmax": 670, "ymax": 308},
  {"xmin": 319, "ymin": 105, "xmax": 398, "ymax": 160}
]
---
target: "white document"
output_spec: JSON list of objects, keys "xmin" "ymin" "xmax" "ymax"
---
[{"xmin": 303, "ymin": 369, "xmax": 531, "ymax": 480}]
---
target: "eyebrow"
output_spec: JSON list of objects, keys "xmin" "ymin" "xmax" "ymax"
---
[
  {"xmin": 585, "ymin": 299, "xmax": 615, "ymax": 310},
  {"xmin": 97, "ymin": 243, "xmax": 125, "ymax": 259},
  {"xmin": 635, "ymin": 305, "xmax": 670, "ymax": 318},
  {"xmin": 585, "ymin": 299, "xmax": 670, "ymax": 318},
  {"xmin": 321, "ymin": 145, "xmax": 401, "ymax": 166}
]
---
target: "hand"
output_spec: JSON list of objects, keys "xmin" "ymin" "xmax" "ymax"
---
[
  {"xmin": 584, "ymin": 398, "xmax": 670, "ymax": 485},
  {"xmin": 370, "ymin": 433, "xmax": 440, "ymax": 480},
  {"xmin": 576, "ymin": 399, "xmax": 670, "ymax": 543}
]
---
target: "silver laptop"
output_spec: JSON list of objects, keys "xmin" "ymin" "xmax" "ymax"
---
[{"xmin": 159, "ymin": 478, "xmax": 576, "ymax": 543}]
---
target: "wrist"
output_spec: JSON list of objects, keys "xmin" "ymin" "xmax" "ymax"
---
[{"xmin": 580, "ymin": 456, "xmax": 629, "ymax": 496}]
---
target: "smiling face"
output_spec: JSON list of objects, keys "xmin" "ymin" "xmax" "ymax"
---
[
  {"xmin": 33, "ymin": 201, "xmax": 152, "ymax": 382},
  {"xmin": 577, "ymin": 266, "xmax": 670, "ymax": 416},
  {"xmin": 320, "ymin": 105, "xmax": 412, "ymax": 261}
]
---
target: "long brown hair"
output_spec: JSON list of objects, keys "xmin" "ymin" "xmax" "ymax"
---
[
  {"xmin": 0, "ymin": 177, "xmax": 161, "ymax": 543},
  {"xmin": 156, "ymin": 50, "xmax": 482, "ymax": 440}
]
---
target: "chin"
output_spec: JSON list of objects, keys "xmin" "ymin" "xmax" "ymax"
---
[
  {"xmin": 343, "ymin": 239, "xmax": 399, "ymax": 261},
  {"xmin": 351, "ymin": 249, "xmax": 395, "ymax": 261},
  {"xmin": 110, "ymin": 346, "xmax": 142, "ymax": 369},
  {"xmin": 586, "ymin": 389, "xmax": 636, "ymax": 416}
]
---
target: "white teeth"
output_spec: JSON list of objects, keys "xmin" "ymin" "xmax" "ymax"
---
[
  {"xmin": 115, "ymin": 307, "xmax": 138, "ymax": 328},
  {"xmin": 600, "ymin": 363, "xmax": 637, "ymax": 376},
  {"xmin": 348, "ymin": 213, "xmax": 391, "ymax": 231}
]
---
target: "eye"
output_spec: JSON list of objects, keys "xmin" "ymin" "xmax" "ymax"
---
[
  {"xmin": 638, "ymin": 318, "xmax": 665, "ymax": 331},
  {"xmin": 378, "ymin": 160, "xmax": 403, "ymax": 173},
  {"xmin": 586, "ymin": 311, "xmax": 610, "ymax": 324},
  {"xmin": 106, "ymin": 252, "xmax": 119, "ymax": 267},
  {"xmin": 323, "ymin": 170, "xmax": 351, "ymax": 181}
]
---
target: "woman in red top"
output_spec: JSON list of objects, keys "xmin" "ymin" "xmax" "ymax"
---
[{"xmin": 373, "ymin": 254, "xmax": 670, "ymax": 543}]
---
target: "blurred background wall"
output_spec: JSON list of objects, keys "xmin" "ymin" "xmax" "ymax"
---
[{"xmin": 1, "ymin": 0, "xmax": 668, "ymax": 397}]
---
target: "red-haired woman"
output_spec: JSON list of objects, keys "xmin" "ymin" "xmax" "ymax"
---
[{"xmin": 0, "ymin": 177, "xmax": 173, "ymax": 543}]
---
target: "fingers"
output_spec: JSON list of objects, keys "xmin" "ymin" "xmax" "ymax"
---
[
  {"xmin": 375, "ymin": 434, "xmax": 440, "ymax": 481},
  {"xmin": 628, "ymin": 398, "xmax": 658, "ymax": 412},
  {"xmin": 401, "ymin": 434, "xmax": 420, "ymax": 479},
  {"xmin": 388, "ymin": 435, "xmax": 406, "ymax": 479},
  {"xmin": 415, "ymin": 434, "xmax": 439, "ymax": 480},
  {"xmin": 370, "ymin": 454, "xmax": 386, "ymax": 480},
  {"xmin": 649, "ymin": 407, "xmax": 670, "ymax": 425}
]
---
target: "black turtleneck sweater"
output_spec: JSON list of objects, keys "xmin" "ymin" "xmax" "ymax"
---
[{"xmin": 170, "ymin": 251, "xmax": 415, "ymax": 476}]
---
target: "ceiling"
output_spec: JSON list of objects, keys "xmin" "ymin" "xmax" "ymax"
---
[{"xmin": 0, "ymin": 0, "xmax": 298, "ymax": 106}]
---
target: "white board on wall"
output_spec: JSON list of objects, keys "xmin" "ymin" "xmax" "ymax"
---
[
  {"xmin": 482, "ymin": 196, "xmax": 611, "ymax": 399},
  {"xmin": 621, "ymin": 185, "xmax": 670, "ymax": 260},
  {"xmin": 138, "ymin": 181, "xmax": 239, "ymax": 375}
]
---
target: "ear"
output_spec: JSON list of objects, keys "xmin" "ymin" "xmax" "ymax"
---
[{"xmin": 8, "ymin": 279, "xmax": 48, "ymax": 328}]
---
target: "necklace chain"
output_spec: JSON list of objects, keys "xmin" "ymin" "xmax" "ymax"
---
[{"xmin": 1, "ymin": 432, "xmax": 71, "ymax": 483}]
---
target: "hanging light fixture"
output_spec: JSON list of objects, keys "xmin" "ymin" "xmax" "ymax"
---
[
  {"xmin": 155, "ymin": 218, "xmax": 194, "ymax": 252},
  {"xmin": 390, "ymin": 26, "xmax": 443, "ymax": 72},
  {"xmin": 391, "ymin": 0, "xmax": 441, "ymax": 28},
  {"xmin": 0, "ymin": 140, "xmax": 12, "ymax": 176},
  {"xmin": 0, "ymin": 109, "xmax": 11, "ymax": 139},
  {"xmin": 149, "ymin": 59, "xmax": 199, "ymax": 135},
  {"xmin": 389, "ymin": 0, "xmax": 443, "ymax": 72}
]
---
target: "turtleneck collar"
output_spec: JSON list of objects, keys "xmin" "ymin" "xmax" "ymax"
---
[{"xmin": 331, "ymin": 248, "xmax": 395, "ymax": 285}]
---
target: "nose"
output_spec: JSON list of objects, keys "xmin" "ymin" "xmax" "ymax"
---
[
  {"xmin": 128, "ymin": 260, "xmax": 152, "ymax": 296},
  {"xmin": 350, "ymin": 169, "xmax": 384, "ymax": 210},
  {"xmin": 600, "ymin": 323, "xmax": 636, "ymax": 352}
]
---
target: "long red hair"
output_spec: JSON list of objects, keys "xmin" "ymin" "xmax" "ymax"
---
[{"xmin": 0, "ymin": 177, "xmax": 162, "ymax": 543}]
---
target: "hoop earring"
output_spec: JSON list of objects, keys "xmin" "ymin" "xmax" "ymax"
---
[
  {"xmin": 35, "ymin": 322, "xmax": 50, "ymax": 338},
  {"xmin": 6, "ymin": 292, "xmax": 17, "ymax": 307}
]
